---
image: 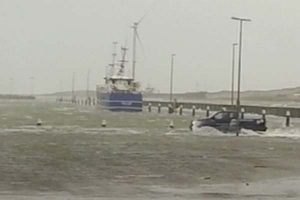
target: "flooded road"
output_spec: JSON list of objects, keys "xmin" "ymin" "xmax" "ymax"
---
[{"xmin": 0, "ymin": 100, "xmax": 300, "ymax": 199}]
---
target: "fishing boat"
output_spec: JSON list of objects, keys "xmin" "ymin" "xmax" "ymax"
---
[
  {"xmin": 96, "ymin": 45, "xmax": 143, "ymax": 112},
  {"xmin": 97, "ymin": 22, "xmax": 144, "ymax": 111}
]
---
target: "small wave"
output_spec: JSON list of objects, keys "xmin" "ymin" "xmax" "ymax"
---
[
  {"xmin": 81, "ymin": 127, "xmax": 146, "ymax": 135},
  {"xmin": 239, "ymin": 129, "xmax": 262, "ymax": 136},
  {"xmin": 0, "ymin": 127, "xmax": 46, "ymax": 134},
  {"xmin": 262, "ymin": 128, "xmax": 300, "ymax": 139},
  {"xmin": 53, "ymin": 107, "xmax": 75, "ymax": 112},
  {"xmin": 191, "ymin": 127, "xmax": 266, "ymax": 137},
  {"xmin": 165, "ymin": 128, "xmax": 190, "ymax": 135},
  {"xmin": 63, "ymin": 112, "xmax": 73, "ymax": 115},
  {"xmin": 192, "ymin": 127, "xmax": 227, "ymax": 136},
  {"xmin": 0, "ymin": 125, "xmax": 148, "ymax": 136}
]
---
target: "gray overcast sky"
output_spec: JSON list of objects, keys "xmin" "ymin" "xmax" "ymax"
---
[{"xmin": 1, "ymin": 0, "xmax": 300, "ymax": 94}]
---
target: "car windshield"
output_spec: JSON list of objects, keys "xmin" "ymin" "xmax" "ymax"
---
[{"xmin": 214, "ymin": 112, "xmax": 226, "ymax": 120}]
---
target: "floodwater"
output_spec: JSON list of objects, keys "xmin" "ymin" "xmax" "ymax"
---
[{"xmin": 0, "ymin": 99, "xmax": 300, "ymax": 199}]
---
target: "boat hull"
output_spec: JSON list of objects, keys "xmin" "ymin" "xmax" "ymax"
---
[{"xmin": 97, "ymin": 92, "xmax": 143, "ymax": 112}]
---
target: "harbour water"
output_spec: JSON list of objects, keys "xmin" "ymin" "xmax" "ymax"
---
[{"xmin": 0, "ymin": 99, "xmax": 300, "ymax": 199}]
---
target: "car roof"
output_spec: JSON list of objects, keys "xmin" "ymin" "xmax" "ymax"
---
[{"xmin": 218, "ymin": 110, "xmax": 237, "ymax": 113}]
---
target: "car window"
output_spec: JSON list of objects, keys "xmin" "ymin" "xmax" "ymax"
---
[{"xmin": 214, "ymin": 113, "xmax": 224, "ymax": 120}]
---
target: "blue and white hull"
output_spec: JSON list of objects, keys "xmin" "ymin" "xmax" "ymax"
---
[{"xmin": 98, "ymin": 92, "xmax": 143, "ymax": 112}]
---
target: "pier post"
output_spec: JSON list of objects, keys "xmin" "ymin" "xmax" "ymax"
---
[
  {"xmin": 192, "ymin": 105, "xmax": 196, "ymax": 116},
  {"xmin": 286, "ymin": 110, "xmax": 291, "ymax": 127},
  {"xmin": 168, "ymin": 104, "xmax": 173, "ymax": 114},
  {"xmin": 206, "ymin": 106, "xmax": 210, "ymax": 117},
  {"xmin": 241, "ymin": 108, "xmax": 245, "ymax": 119},
  {"xmin": 179, "ymin": 105, "xmax": 183, "ymax": 115},
  {"xmin": 262, "ymin": 109, "xmax": 266, "ymax": 120},
  {"xmin": 148, "ymin": 103, "xmax": 152, "ymax": 112},
  {"xmin": 158, "ymin": 104, "xmax": 161, "ymax": 113}
]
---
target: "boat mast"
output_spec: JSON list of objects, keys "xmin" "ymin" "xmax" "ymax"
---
[
  {"xmin": 132, "ymin": 22, "xmax": 138, "ymax": 80},
  {"xmin": 111, "ymin": 41, "xmax": 118, "ymax": 77},
  {"xmin": 118, "ymin": 46, "xmax": 128, "ymax": 76},
  {"xmin": 105, "ymin": 42, "xmax": 118, "ymax": 84}
]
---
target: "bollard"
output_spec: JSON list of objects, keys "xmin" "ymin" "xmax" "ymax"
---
[
  {"xmin": 93, "ymin": 98, "xmax": 96, "ymax": 106},
  {"xmin": 101, "ymin": 120, "xmax": 107, "ymax": 127},
  {"xmin": 169, "ymin": 120, "xmax": 174, "ymax": 129},
  {"xmin": 179, "ymin": 105, "xmax": 183, "ymax": 115},
  {"xmin": 262, "ymin": 109, "xmax": 266, "ymax": 120},
  {"xmin": 192, "ymin": 105, "xmax": 196, "ymax": 116},
  {"xmin": 241, "ymin": 108, "xmax": 245, "ymax": 119},
  {"xmin": 158, "ymin": 104, "xmax": 161, "ymax": 113},
  {"xmin": 206, "ymin": 106, "xmax": 210, "ymax": 117},
  {"xmin": 286, "ymin": 110, "xmax": 291, "ymax": 127},
  {"xmin": 148, "ymin": 103, "xmax": 152, "ymax": 112}
]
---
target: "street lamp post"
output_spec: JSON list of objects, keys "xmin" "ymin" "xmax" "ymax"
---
[
  {"xmin": 169, "ymin": 54, "xmax": 176, "ymax": 103},
  {"xmin": 231, "ymin": 17, "xmax": 251, "ymax": 136},
  {"xmin": 86, "ymin": 69, "xmax": 91, "ymax": 104},
  {"xmin": 30, "ymin": 76, "xmax": 35, "ymax": 96},
  {"xmin": 9, "ymin": 78, "xmax": 14, "ymax": 94},
  {"xmin": 72, "ymin": 72, "xmax": 75, "ymax": 102},
  {"xmin": 231, "ymin": 43, "xmax": 238, "ymax": 106}
]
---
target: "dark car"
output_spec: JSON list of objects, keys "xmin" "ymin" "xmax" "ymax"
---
[{"xmin": 190, "ymin": 110, "xmax": 267, "ymax": 132}]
